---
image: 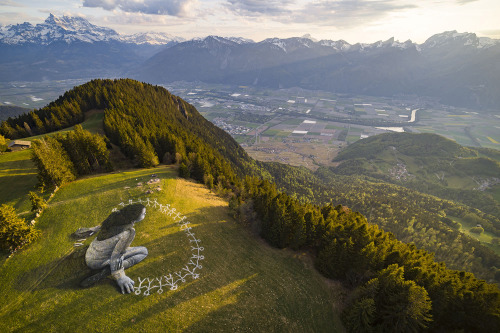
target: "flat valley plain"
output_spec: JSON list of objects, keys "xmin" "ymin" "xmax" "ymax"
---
[{"xmin": 1, "ymin": 80, "xmax": 499, "ymax": 171}]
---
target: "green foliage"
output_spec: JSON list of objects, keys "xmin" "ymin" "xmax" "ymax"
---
[
  {"xmin": 31, "ymin": 137, "xmax": 76, "ymax": 190},
  {"xmin": 332, "ymin": 132, "xmax": 500, "ymax": 219},
  {"xmin": 56, "ymin": 124, "xmax": 112, "ymax": 175},
  {"xmin": 441, "ymin": 217, "xmax": 460, "ymax": 229},
  {"xmin": 470, "ymin": 226, "xmax": 484, "ymax": 234},
  {"xmin": 0, "ymin": 134, "xmax": 7, "ymax": 152},
  {"xmin": 335, "ymin": 132, "xmax": 473, "ymax": 161},
  {"xmin": 266, "ymin": 162, "xmax": 500, "ymax": 283},
  {"xmin": 203, "ymin": 173, "xmax": 214, "ymax": 190},
  {"xmin": 0, "ymin": 204, "xmax": 39, "ymax": 252},
  {"xmin": 28, "ymin": 191, "xmax": 46, "ymax": 213},
  {"xmin": 343, "ymin": 297, "xmax": 375, "ymax": 332},
  {"xmin": 179, "ymin": 162, "xmax": 190, "ymax": 178},
  {"xmin": 369, "ymin": 264, "xmax": 432, "ymax": 333},
  {"xmin": 238, "ymin": 176, "xmax": 500, "ymax": 331},
  {"xmin": 31, "ymin": 125, "xmax": 112, "ymax": 190}
]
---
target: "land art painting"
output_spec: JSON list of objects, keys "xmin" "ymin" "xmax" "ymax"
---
[{"xmin": 76, "ymin": 197, "xmax": 205, "ymax": 296}]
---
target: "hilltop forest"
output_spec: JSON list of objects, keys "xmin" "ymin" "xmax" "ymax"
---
[{"xmin": 1, "ymin": 79, "xmax": 500, "ymax": 332}]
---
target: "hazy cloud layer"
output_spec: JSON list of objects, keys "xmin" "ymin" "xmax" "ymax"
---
[
  {"xmin": 225, "ymin": 0, "xmax": 294, "ymax": 16},
  {"xmin": 456, "ymin": 0, "xmax": 479, "ymax": 4},
  {"xmin": 82, "ymin": 0, "xmax": 196, "ymax": 16},
  {"xmin": 293, "ymin": 0, "xmax": 417, "ymax": 27},
  {"xmin": 224, "ymin": 0, "xmax": 418, "ymax": 27},
  {"xmin": 0, "ymin": 0, "xmax": 24, "ymax": 6}
]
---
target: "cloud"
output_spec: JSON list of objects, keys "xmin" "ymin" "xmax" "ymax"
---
[
  {"xmin": 294, "ymin": 0, "xmax": 417, "ymax": 27},
  {"xmin": 225, "ymin": 0, "xmax": 417, "ymax": 28},
  {"xmin": 82, "ymin": 0, "xmax": 197, "ymax": 16},
  {"xmin": 0, "ymin": 0, "xmax": 24, "ymax": 7},
  {"xmin": 224, "ymin": 0, "xmax": 295, "ymax": 16},
  {"xmin": 456, "ymin": 0, "xmax": 478, "ymax": 4},
  {"xmin": 101, "ymin": 10, "xmax": 186, "ymax": 27}
]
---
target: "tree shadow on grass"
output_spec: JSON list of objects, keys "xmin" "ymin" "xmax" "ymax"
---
[
  {"xmin": 4, "ymin": 203, "xmax": 339, "ymax": 332},
  {"xmin": 9, "ymin": 204, "xmax": 280, "ymax": 331},
  {"xmin": 14, "ymin": 246, "xmax": 95, "ymax": 292}
]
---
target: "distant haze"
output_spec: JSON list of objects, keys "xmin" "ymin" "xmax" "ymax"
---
[
  {"xmin": 1, "ymin": 14, "xmax": 499, "ymax": 110},
  {"xmin": 1, "ymin": 0, "xmax": 499, "ymax": 43}
]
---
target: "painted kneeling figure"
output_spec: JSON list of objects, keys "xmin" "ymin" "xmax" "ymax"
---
[{"xmin": 81, "ymin": 203, "xmax": 148, "ymax": 294}]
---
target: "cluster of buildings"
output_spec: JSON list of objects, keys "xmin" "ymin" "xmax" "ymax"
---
[{"xmin": 211, "ymin": 118, "xmax": 251, "ymax": 135}]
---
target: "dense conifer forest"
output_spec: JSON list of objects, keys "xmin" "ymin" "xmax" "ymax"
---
[{"xmin": 1, "ymin": 79, "xmax": 499, "ymax": 332}]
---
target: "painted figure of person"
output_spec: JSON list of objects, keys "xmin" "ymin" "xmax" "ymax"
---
[{"xmin": 80, "ymin": 203, "xmax": 148, "ymax": 293}]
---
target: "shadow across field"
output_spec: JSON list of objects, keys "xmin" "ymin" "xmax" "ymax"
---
[{"xmin": 13, "ymin": 227, "xmax": 189, "ymax": 294}]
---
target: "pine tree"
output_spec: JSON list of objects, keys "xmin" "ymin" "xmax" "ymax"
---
[
  {"xmin": 344, "ymin": 298, "xmax": 375, "ymax": 332},
  {"xmin": 30, "ymin": 112, "xmax": 46, "ymax": 134},
  {"xmin": 0, "ymin": 134, "xmax": 7, "ymax": 152},
  {"xmin": 31, "ymin": 137, "xmax": 76, "ymax": 190},
  {"xmin": 29, "ymin": 191, "xmax": 47, "ymax": 213},
  {"xmin": 374, "ymin": 264, "xmax": 432, "ymax": 332},
  {"xmin": 0, "ymin": 204, "xmax": 40, "ymax": 252}
]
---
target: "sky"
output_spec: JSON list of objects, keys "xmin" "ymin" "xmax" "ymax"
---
[{"xmin": 0, "ymin": 0, "xmax": 499, "ymax": 43}]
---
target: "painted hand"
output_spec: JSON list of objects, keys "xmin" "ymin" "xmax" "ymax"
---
[{"xmin": 116, "ymin": 275, "xmax": 135, "ymax": 294}]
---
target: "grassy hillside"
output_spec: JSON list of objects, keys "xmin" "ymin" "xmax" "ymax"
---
[
  {"xmin": 0, "ymin": 112, "xmax": 105, "ymax": 213},
  {"xmin": 0, "ymin": 149, "xmax": 37, "ymax": 213},
  {"xmin": 0, "ymin": 161, "xmax": 344, "ymax": 332}
]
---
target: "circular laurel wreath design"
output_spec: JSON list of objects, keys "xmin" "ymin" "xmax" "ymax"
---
[{"xmin": 113, "ymin": 197, "xmax": 204, "ymax": 296}]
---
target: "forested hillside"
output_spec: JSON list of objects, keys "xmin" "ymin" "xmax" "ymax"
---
[
  {"xmin": 332, "ymin": 132, "xmax": 500, "ymax": 218},
  {"xmin": 1, "ymin": 79, "xmax": 499, "ymax": 332},
  {"xmin": 0, "ymin": 79, "xmax": 266, "ymax": 183}
]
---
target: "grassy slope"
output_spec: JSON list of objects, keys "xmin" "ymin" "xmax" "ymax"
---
[
  {"xmin": 0, "ymin": 163, "xmax": 344, "ymax": 332},
  {"xmin": 0, "ymin": 112, "xmax": 104, "ymax": 213},
  {"xmin": 0, "ymin": 149, "xmax": 37, "ymax": 213}
]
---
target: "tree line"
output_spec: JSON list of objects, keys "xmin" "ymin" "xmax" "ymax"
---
[{"xmin": 232, "ymin": 177, "xmax": 500, "ymax": 332}]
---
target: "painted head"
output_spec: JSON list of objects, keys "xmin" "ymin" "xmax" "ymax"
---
[{"xmin": 97, "ymin": 203, "xmax": 146, "ymax": 240}]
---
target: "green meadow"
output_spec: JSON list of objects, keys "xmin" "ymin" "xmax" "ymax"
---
[
  {"xmin": 0, "ymin": 149, "xmax": 38, "ymax": 213},
  {"xmin": 0, "ymin": 152, "xmax": 344, "ymax": 331}
]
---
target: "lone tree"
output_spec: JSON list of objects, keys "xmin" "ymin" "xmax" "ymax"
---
[
  {"xmin": 0, "ymin": 134, "xmax": 7, "ymax": 152},
  {"xmin": 0, "ymin": 204, "xmax": 40, "ymax": 252},
  {"xmin": 29, "ymin": 191, "xmax": 47, "ymax": 213}
]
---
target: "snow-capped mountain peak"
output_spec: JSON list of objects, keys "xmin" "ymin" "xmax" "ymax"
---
[
  {"xmin": 0, "ymin": 13, "xmax": 119, "ymax": 45},
  {"xmin": 121, "ymin": 32, "xmax": 185, "ymax": 45},
  {"xmin": 0, "ymin": 14, "xmax": 183, "ymax": 46},
  {"xmin": 301, "ymin": 34, "xmax": 318, "ymax": 42},
  {"xmin": 226, "ymin": 37, "xmax": 254, "ymax": 44},
  {"xmin": 422, "ymin": 30, "xmax": 480, "ymax": 49}
]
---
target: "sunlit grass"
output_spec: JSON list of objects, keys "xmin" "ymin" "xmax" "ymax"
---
[
  {"xmin": 0, "ymin": 165, "xmax": 344, "ymax": 332},
  {"xmin": 0, "ymin": 149, "xmax": 37, "ymax": 212}
]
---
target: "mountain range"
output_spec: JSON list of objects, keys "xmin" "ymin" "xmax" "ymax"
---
[
  {"xmin": 1, "ymin": 14, "xmax": 500, "ymax": 109},
  {"xmin": 132, "ymin": 32, "xmax": 500, "ymax": 109},
  {"xmin": 0, "ymin": 14, "xmax": 182, "ymax": 81},
  {"xmin": 0, "ymin": 14, "xmax": 183, "ymax": 45}
]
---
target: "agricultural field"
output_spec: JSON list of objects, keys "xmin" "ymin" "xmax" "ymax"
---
[
  {"xmin": 163, "ymin": 82, "xmax": 499, "ymax": 169},
  {"xmin": 0, "ymin": 152, "xmax": 345, "ymax": 332},
  {"xmin": 0, "ymin": 79, "xmax": 87, "ymax": 114}
]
